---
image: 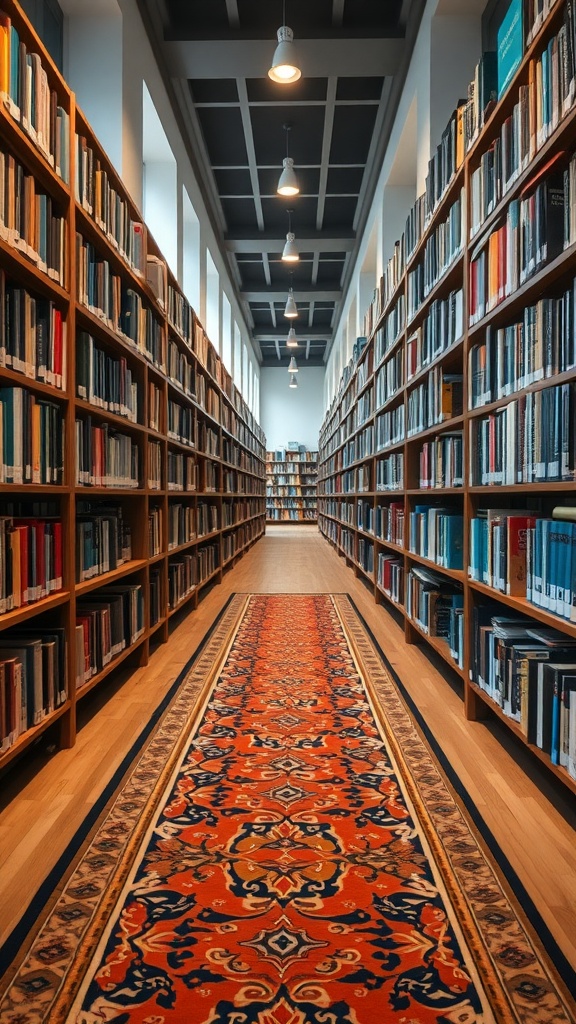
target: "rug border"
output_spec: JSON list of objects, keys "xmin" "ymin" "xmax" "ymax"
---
[
  {"xmin": 343, "ymin": 594, "xmax": 576, "ymax": 998},
  {"xmin": 0, "ymin": 592, "xmax": 239, "ymax": 980}
]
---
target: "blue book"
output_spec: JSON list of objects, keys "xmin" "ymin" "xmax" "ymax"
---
[
  {"xmin": 497, "ymin": 0, "xmax": 523, "ymax": 99},
  {"xmin": 445, "ymin": 515, "xmax": 464, "ymax": 570}
]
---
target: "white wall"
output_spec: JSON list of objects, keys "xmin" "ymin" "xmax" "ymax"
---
[{"xmin": 260, "ymin": 368, "xmax": 325, "ymax": 451}]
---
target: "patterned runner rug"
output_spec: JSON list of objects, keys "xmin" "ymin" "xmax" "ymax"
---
[{"xmin": 0, "ymin": 594, "xmax": 574, "ymax": 1024}]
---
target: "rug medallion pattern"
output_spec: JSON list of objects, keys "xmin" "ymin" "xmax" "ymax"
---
[{"xmin": 0, "ymin": 594, "xmax": 573, "ymax": 1024}]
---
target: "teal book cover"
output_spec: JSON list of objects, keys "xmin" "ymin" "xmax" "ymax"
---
[{"xmin": 497, "ymin": 0, "xmax": 523, "ymax": 99}]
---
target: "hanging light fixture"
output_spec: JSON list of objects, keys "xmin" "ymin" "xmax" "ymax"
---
[
  {"xmin": 288, "ymin": 356, "xmax": 298, "ymax": 372},
  {"xmin": 289, "ymin": 373, "xmax": 298, "ymax": 388},
  {"xmin": 277, "ymin": 123, "xmax": 300, "ymax": 197},
  {"xmin": 286, "ymin": 326, "xmax": 298, "ymax": 348},
  {"xmin": 268, "ymin": 1, "xmax": 301, "ymax": 84},
  {"xmin": 282, "ymin": 209, "xmax": 299, "ymax": 262},
  {"xmin": 284, "ymin": 271, "xmax": 298, "ymax": 318}
]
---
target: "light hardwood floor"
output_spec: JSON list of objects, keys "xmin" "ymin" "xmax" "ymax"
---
[{"xmin": 1, "ymin": 525, "xmax": 575, "ymax": 980}]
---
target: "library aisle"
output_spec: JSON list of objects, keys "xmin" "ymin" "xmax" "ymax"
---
[{"xmin": 1, "ymin": 525, "xmax": 575, "ymax": 984}]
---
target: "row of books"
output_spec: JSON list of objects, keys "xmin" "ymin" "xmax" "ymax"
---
[
  {"xmin": 75, "ymin": 236, "xmax": 165, "ymax": 370},
  {"xmin": 167, "ymin": 452, "xmax": 199, "ymax": 492},
  {"xmin": 469, "ymin": 278, "xmax": 576, "ymax": 410},
  {"xmin": 76, "ymin": 505, "xmax": 132, "ymax": 582},
  {"xmin": 406, "ymin": 565, "xmax": 464, "ymax": 668},
  {"xmin": 0, "ymin": 150, "xmax": 66, "ymax": 284},
  {"xmin": 0, "ymin": 516, "xmax": 63, "ymax": 612},
  {"xmin": 406, "ymin": 289, "xmax": 464, "ymax": 381},
  {"xmin": 374, "ymin": 295, "xmax": 406, "ymax": 365},
  {"xmin": 375, "ymin": 405, "xmax": 404, "ymax": 451},
  {"xmin": 471, "ymin": 612, "xmax": 576, "ymax": 776},
  {"xmin": 467, "ymin": 10, "xmax": 576, "ymax": 240},
  {"xmin": 167, "ymin": 399, "xmax": 196, "ymax": 448},
  {"xmin": 377, "ymin": 552, "xmax": 404, "ymax": 605},
  {"xmin": 75, "ymin": 135, "xmax": 145, "ymax": 277},
  {"xmin": 375, "ymin": 348, "xmax": 404, "ymax": 410},
  {"xmin": 406, "ymin": 369, "xmax": 463, "ymax": 437},
  {"xmin": 0, "ymin": 387, "xmax": 63, "ymax": 484},
  {"xmin": 75, "ymin": 417, "xmax": 139, "ymax": 488},
  {"xmin": 223, "ymin": 440, "xmax": 262, "ymax": 475},
  {"xmin": 0, "ymin": 12, "xmax": 70, "ymax": 179},
  {"xmin": 468, "ymin": 155, "xmax": 566, "ymax": 324},
  {"xmin": 76, "ymin": 583, "xmax": 145, "ymax": 686},
  {"xmin": 0, "ymin": 627, "xmax": 67, "ymax": 751},
  {"xmin": 407, "ymin": 192, "xmax": 464, "ymax": 322},
  {"xmin": 167, "ymin": 283, "xmax": 192, "ymax": 344},
  {"xmin": 419, "ymin": 432, "xmax": 463, "ymax": 489},
  {"xmin": 469, "ymin": 381, "xmax": 574, "ymax": 485},
  {"xmin": 409, "ymin": 506, "xmax": 464, "ymax": 570},
  {"xmin": 149, "ymin": 505, "xmax": 162, "ymax": 556},
  {"xmin": 168, "ymin": 503, "xmax": 197, "ymax": 549},
  {"xmin": 76, "ymin": 331, "xmax": 138, "ymax": 422},
  {"xmin": 0, "ymin": 272, "xmax": 66, "ymax": 388}
]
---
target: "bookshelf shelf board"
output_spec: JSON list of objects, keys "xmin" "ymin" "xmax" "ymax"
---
[
  {"xmin": 406, "ymin": 337, "xmax": 464, "ymax": 390},
  {"xmin": 168, "ymin": 589, "xmax": 198, "ymax": 618},
  {"xmin": 406, "ymin": 487, "xmax": 464, "ymax": 496},
  {"xmin": 0, "ymin": 240, "xmax": 70, "ymax": 302},
  {"xmin": 468, "ymin": 680, "xmax": 576, "ymax": 796},
  {"xmin": 407, "ymin": 617, "xmax": 466, "ymax": 679},
  {"xmin": 0, "ymin": 484, "xmax": 68, "ymax": 495},
  {"xmin": 197, "ymin": 567, "xmax": 222, "ymax": 590},
  {"xmin": 375, "ymin": 583, "xmax": 404, "ymax": 609},
  {"xmin": 466, "ymin": 367, "xmax": 576, "ymax": 417},
  {"xmin": 0, "ymin": 700, "xmax": 72, "ymax": 770},
  {"xmin": 148, "ymin": 551, "xmax": 167, "ymax": 566},
  {"xmin": 406, "ymin": 552, "xmax": 465, "ymax": 582},
  {"xmin": 0, "ymin": 591, "xmax": 70, "ymax": 629},
  {"xmin": 0, "ymin": 366, "xmax": 68, "ymax": 398},
  {"xmin": 467, "ymin": 579, "xmax": 576, "ymax": 635},
  {"xmin": 74, "ymin": 399, "xmax": 144, "ymax": 433},
  {"xmin": 75, "ymin": 559, "xmax": 149, "ymax": 596},
  {"xmin": 74, "ymin": 486, "xmax": 147, "ymax": 496},
  {"xmin": 374, "ymin": 537, "xmax": 405, "ymax": 555},
  {"xmin": 467, "ymin": 481, "xmax": 575, "ymax": 494},
  {"xmin": 406, "ymin": 251, "xmax": 464, "ymax": 330},
  {"xmin": 76, "ymin": 635, "xmax": 148, "ymax": 703},
  {"xmin": 405, "ymin": 413, "xmax": 464, "ymax": 444},
  {"xmin": 375, "ymin": 439, "xmax": 405, "ymax": 455}
]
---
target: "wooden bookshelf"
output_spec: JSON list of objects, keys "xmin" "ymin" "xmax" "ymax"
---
[
  {"xmin": 0, "ymin": 0, "xmax": 265, "ymax": 770},
  {"xmin": 318, "ymin": 0, "xmax": 576, "ymax": 796},
  {"xmin": 266, "ymin": 448, "xmax": 318, "ymax": 523}
]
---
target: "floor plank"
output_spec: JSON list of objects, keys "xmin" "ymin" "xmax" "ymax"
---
[{"xmin": 1, "ymin": 525, "xmax": 575, "ymax": 977}]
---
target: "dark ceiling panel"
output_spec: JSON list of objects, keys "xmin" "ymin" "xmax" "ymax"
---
[
  {"xmin": 312, "ymin": 307, "xmax": 334, "ymax": 326},
  {"xmin": 329, "ymin": 103, "xmax": 378, "ymax": 164},
  {"xmin": 326, "ymin": 166, "xmax": 364, "ymax": 194},
  {"xmin": 250, "ymin": 307, "xmax": 275, "ymax": 326},
  {"xmin": 241, "ymin": 0, "xmax": 334, "ymax": 34},
  {"xmin": 316, "ymin": 260, "xmax": 345, "ymax": 286},
  {"xmin": 342, "ymin": 0, "xmax": 403, "ymax": 31},
  {"xmin": 261, "ymin": 196, "xmax": 319, "ymax": 234},
  {"xmin": 166, "ymin": 0, "xmax": 228, "ymax": 35},
  {"xmin": 196, "ymin": 107, "xmax": 248, "ymax": 165},
  {"xmin": 336, "ymin": 76, "xmax": 384, "ymax": 101},
  {"xmin": 220, "ymin": 197, "xmax": 259, "ymax": 230},
  {"xmin": 189, "ymin": 79, "xmax": 239, "ymax": 103},
  {"xmin": 238, "ymin": 262, "xmax": 268, "ymax": 286},
  {"xmin": 323, "ymin": 196, "xmax": 360, "ymax": 230},
  {"xmin": 269, "ymin": 259, "xmax": 313, "ymax": 288},
  {"xmin": 246, "ymin": 77, "xmax": 328, "ymax": 103},
  {"xmin": 250, "ymin": 105, "xmax": 325, "ymax": 166},
  {"xmin": 214, "ymin": 168, "xmax": 253, "ymax": 195}
]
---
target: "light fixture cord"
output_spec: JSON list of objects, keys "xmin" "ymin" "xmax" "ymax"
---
[{"xmin": 282, "ymin": 0, "xmax": 286, "ymax": 28}]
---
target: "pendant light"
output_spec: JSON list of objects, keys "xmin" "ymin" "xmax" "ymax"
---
[
  {"xmin": 282, "ymin": 209, "xmax": 299, "ymax": 263},
  {"xmin": 286, "ymin": 327, "xmax": 298, "ymax": 348},
  {"xmin": 284, "ymin": 270, "xmax": 298, "ymax": 318},
  {"xmin": 288, "ymin": 356, "xmax": 298, "ymax": 372},
  {"xmin": 268, "ymin": 1, "xmax": 301, "ymax": 84},
  {"xmin": 277, "ymin": 123, "xmax": 300, "ymax": 197},
  {"xmin": 289, "ymin": 373, "xmax": 298, "ymax": 388}
]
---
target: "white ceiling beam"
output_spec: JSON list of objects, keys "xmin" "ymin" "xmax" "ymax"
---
[
  {"xmin": 242, "ymin": 289, "xmax": 340, "ymax": 302},
  {"xmin": 164, "ymin": 38, "xmax": 404, "ymax": 78},
  {"xmin": 227, "ymin": 236, "xmax": 353, "ymax": 254}
]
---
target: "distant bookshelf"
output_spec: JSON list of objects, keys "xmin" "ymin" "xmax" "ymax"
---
[{"xmin": 266, "ymin": 446, "xmax": 318, "ymax": 523}]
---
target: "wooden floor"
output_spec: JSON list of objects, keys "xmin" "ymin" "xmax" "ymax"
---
[{"xmin": 1, "ymin": 524, "xmax": 576, "ymax": 980}]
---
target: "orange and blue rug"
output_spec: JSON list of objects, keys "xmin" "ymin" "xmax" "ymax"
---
[{"xmin": 0, "ymin": 594, "xmax": 575, "ymax": 1023}]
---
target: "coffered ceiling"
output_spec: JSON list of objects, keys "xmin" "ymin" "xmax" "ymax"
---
[{"xmin": 137, "ymin": 0, "xmax": 426, "ymax": 366}]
